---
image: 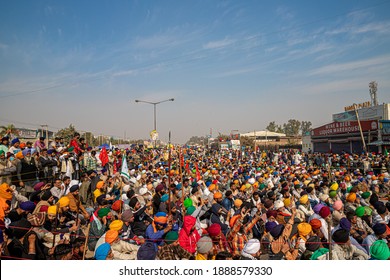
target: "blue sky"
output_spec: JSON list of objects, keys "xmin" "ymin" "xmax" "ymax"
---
[{"xmin": 1, "ymin": 0, "xmax": 390, "ymax": 143}]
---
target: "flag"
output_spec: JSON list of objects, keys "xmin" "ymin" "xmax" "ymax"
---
[
  {"xmin": 185, "ymin": 162, "xmax": 190, "ymax": 174},
  {"xmin": 99, "ymin": 147, "xmax": 109, "ymax": 167},
  {"xmin": 179, "ymin": 149, "xmax": 184, "ymax": 167},
  {"xmin": 121, "ymin": 153, "xmax": 130, "ymax": 180},
  {"xmin": 195, "ymin": 162, "xmax": 201, "ymax": 181},
  {"xmin": 385, "ymin": 148, "xmax": 389, "ymax": 156}
]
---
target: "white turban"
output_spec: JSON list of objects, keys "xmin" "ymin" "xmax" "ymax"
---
[
  {"xmin": 274, "ymin": 200, "xmax": 284, "ymax": 210},
  {"xmin": 243, "ymin": 239, "xmax": 260, "ymax": 254}
]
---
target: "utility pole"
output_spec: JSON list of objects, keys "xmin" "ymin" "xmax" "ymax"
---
[
  {"xmin": 41, "ymin": 124, "xmax": 48, "ymax": 147},
  {"xmin": 354, "ymin": 104, "xmax": 366, "ymax": 154}
]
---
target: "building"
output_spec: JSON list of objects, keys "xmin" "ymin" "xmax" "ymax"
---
[
  {"xmin": 240, "ymin": 130, "xmax": 302, "ymax": 149},
  {"xmin": 311, "ymin": 103, "xmax": 390, "ymax": 154}
]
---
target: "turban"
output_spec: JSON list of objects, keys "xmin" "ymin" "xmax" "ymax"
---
[
  {"xmin": 309, "ymin": 219, "xmax": 322, "ymax": 230},
  {"xmin": 297, "ymin": 223, "xmax": 312, "ymax": 237},
  {"xmin": 58, "ymin": 197, "xmax": 70, "ymax": 208},
  {"xmin": 20, "ymin": 201, "xmax": 36, "ymax": 212},
  {"xmin": 319, "ymin": 206, "xmax": 331, "ymax": 219},
  {"xmin": 165, "ymin": 231, "xmax": 179, "ymax": 245},
  {"xmin": 234, "ymin": 199, "xmax": 243, "ymax": 208},
  {"xmin": 361, "ymin": 192, "xmax": 371, "ymax": 199},
  {"xmin": 41, "ymin": 190, "xmax": 52, "ymax": 201},
  {"xmin": 240, "ymin": 185, "xmax": 247, "ymax": 192},
  {"xmin": 160, "ymin": 194, "xmax": 169, "ymax": 203},
  {"xmin": 306, "ymin": 187, "xmax": 314, "ymax": 194},
  {"xmin": 306, "ymin": 236, "xmax": 320, "ymax": 252},
  {"xmin": 263, "ymin": 199, "xmax": 273, "ymax": 209},
  {"xmin": 183, "ymin": 198, "xmax": 193, "ymax": 209},
  {"xmin": 197, "ymin": 236, "xmax": 213, "ymax": 254},
  {"xmin": 137, "ymin": 242, "xmax": 157, "ymax": 260},
  {"xmin": 96, "ymin": 181, "xmax": 104, "ymax": 189},
  {"xmin": 208, "ymin": 223, "xmax": 222, "ymax": 237},
  {"xmin": 319, "ymin": 193, "xmax": 329, "ymax": 202},
  {"xmin": 332, "ymin": 229, "xmax": 349, "ymax": 244},
  {"xmin": 299, "ymin": 195, "xmax": 308, "ymax": 205},
  {"xmin": 329, "ymin": 190, "xmax": 337, "ymax": 198},
  {"xmin": 270, "ymin": 224, "xmax": 284, "ymax": 239},
  {"xmin": 27, "ymin": 213, "xmax": 45, "ymax": 227},
  {"xmin": 330, "ymin": 183, "xmax": 339, "ymax": 191},
  {"xmin": 121, "ymin": 209, "xmax": 133, "ymax": 222},
  {"xmin": 339, "ymin": 218, "xmax": 351, "ymax": 231},
  {"xmin": 283, "ymin": 198, "xmax": 291, "ymax": 207},
  {"xmin": 111, "ymin": 200, "xmax": 123, "ymax": 212},
  {"xmin": 266, "ymin": 210, "xmax": 278, "ymax": 219},
  {"xmin": 243, "ymin": 239, "xmax": 260, "ymax": 254},
  {"xmin": 69, "ymin": 185, "xmax": 79, "ymax": 193},
  {"xmin": 364, "ymin": 206, "xmax": 373, "ymax": 216},
  {"xmin": 333, "ymin": 200, "xmax": 343, "ymax": 211},
  {"xmin": 39, "ymin": 205, "xmax": 48, "ymax": 213},
  {"xmin": 274, "ymin": 200, "xmax": 284, "ymax": 210},
  {"xmin": 109, "ymin": 220, "xmax": 124, "ymax": 231},
  {"xmin": 229, "ymin": 215, "xmax": 240, "ymax": 228},
  {"xmin": 310, "ymin": 248, "xmax": 329, "ymax": 260},
  {"xmin": 313, "ymin": 204, "xmax": 324, "ymax": 214},
  {"xmin": 33, "ymin": 182, "xmax": 45, "ymax": 191},
  {"xmin": 355, "ymin": 206, "xmax": 365, "ymax": 217},
  {"xmin": 47, "ymin": 205, "xmax": 57, "ymax": 215},
  {"xmin": 154, "ymin": 212, "xmax": 168, "ymax": 224},
  {"xmin": 213, "ymin": 192, "xmax": 222, "ymax": 199},
  {"xmin": 175, "ymin": 183, "xmax": 182, "ymax": 190},
  {"xmin": 98, "ymin": 207, "xmax": 110, "ymax": 218},
  {"xmin": 10, "ymin": 219, "xmax": 31, "ymax": 239},
  {"xmin": 346, "ymin": 193, "xmax": 356, "ymax": 203},
  {"xmin": 11, "ymin": 138, "xmax": 20, "ymax": 145},
  {"xmin": 105, "ymin": 230, "xmax": 119, "ymax": 244},
  {"xmin": 0, "ymin": 183, "xmax": 13, "ymax": 200},
  {"xmin": 370, "ymin": 240, "xmax": 390, "ymax": 260},
  {"xmin": 95, "ymin": 243, "xmax": 111, "ymax": 260},
  {"xmin": 303, "ymin": 180, "xmax": 311, "ymax": 186},
  {"xmin": 265, "ymin": 221, "xmax": 277, "ymax": 232},
  {"xmin": 22, "ymin": 149, "xmax": 31, "ymax": 156},
  {"xmin": 15, "ymin": 151, "xmax": 24, "ymax": 159},
  {"xmin": 186, "ymin": 206, "xmax": 196, "ymax": 215},
  {"xmin": 373, "ymin": 223, "xmax": 387, "ymax": 235},
  {"xmin": 155, "ymin": 184, "xmax": 165, "ymax": 193}
]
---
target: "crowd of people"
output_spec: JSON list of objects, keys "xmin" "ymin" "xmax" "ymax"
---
[{"xmin": 0, "ymin": 131, "xmax": 389, "ymax": 260}]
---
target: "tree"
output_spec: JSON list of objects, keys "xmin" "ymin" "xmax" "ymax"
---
[
  {"xmin": 186, "ymin": 136, "xmax": 207, "ymax": 146},
  {"xmin": 0, "ymin": 124, "xmax": 19, "ymax": 137},
  {"xmin": 301, "ymin": 121, "xmax": 312, "ymax": 136},
  {"xmin": 283, "ymin": 119, "xmax": 301, "ymax": 136},
  {"xmin": 55, "ymin": 124, "xmax": 77, "ymax": 144},
  {"xmin": 240, "ymin": 136, "xmax": 254, "ymax": 148},
  {"xmin": 266, "ymin": 121, "xmax": 278, "ymax": 132}
]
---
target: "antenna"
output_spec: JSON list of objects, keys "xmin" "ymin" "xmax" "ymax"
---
[{"xmin": 369, "ymin": 81, "xmax": 378, "ymax": 106}]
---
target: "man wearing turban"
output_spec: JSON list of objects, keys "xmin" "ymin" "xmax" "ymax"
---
[{"xmin": 145, "ymin": 212, "xmax": 173, "ymax": 250}]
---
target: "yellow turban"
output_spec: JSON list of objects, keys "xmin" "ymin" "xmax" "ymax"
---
[
  {"xmin": 233, "ymin": 180, "xmax": 239, "ymax": 184},
  {"xmin": 283, "ymin": 198, "xmax": 291, "ymax": 207},
  {"xmin": 330, "ymin": 183, "xmax": 339, "ymax": 191},
  {"xmin": 299, "ymin": 194, "xmax": 309, "ymax": 205},
  {"xmin": 240, "ymin": 185, "xmax": 247, "ymax": 192},
  {"xmin": 297, "ymin": 223, "xmax": 312, "ymax": 237},
  {"xmin": 346, "ymin": 193, "xmax": 356, "ymax": 203},
  {"xmin": 303, "ymin": 180, "xmax": 311, "ymax": 186},
  {"xmin": 0, "ymin": 183, "xmax": 13, "ymax": 200},
  {"xmin": 58, "ymin": 197, "xmax": 70, "ymax": 207},
  {"xmin": 105, "ymin": 230, "xmax": 119, "ymax": 244},
  {"xmin": 234, "ymin": 199, "xmax": 243, "ymax": 208},
  {"xmin": 47, "ymin": 205, "xmax": 57, "ymax": 215},
  {"xmin": 109, "ymin": 220, "xmax": 124, "ymax": 231},
  {"xmin": 209, "ymin": 184, "xmax": 216, "ymax": 191}
]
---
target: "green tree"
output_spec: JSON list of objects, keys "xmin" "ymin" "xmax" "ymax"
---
[
  {"xmin": 55, "ymin": 124, "xmax": 77, "ymax": 144},
  {"xmin": 266, "ymin": 121, "xmax": 278, "ymax": 132},
  {"xmin": 301, "ymin": 121, "xmax": 312, "ymax": 136},
  {"xmin": 0, "ymin": 124, "xmax": 19, "ymax": 137},
  {"xmin": 283, "ymin": 119, "xmax": 301, "ymax": 136}
]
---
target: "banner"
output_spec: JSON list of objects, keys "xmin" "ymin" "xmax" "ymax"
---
[
  {"xmin": 312, "ymin": 120, "xmax": 378, "ymax": 137},
  {"xmin": 120, "ymin": 154, "xmax": 130, "ymax": 180}
]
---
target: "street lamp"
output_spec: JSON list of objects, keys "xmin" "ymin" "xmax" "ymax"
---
[{"xmin": 135, "ymin": 98, "xmax": 175, "ymax": 146}]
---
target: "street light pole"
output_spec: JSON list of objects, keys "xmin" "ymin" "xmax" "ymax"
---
[{"xmin": 135, "ymin": 98, "xmax": 175, "ymax": 148}]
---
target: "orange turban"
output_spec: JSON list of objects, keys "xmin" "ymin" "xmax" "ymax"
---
[
  {"xmin": 0, "ymin": 183, "xmax": 13, "ymax": 200},
  {"xmin": 15, "ymin": 151, "xmax": 24, "ymax": 159},
  {"xmin": 213, "ymin": 192, "xmax": 222, "ymax": 199},
  {"xmin": 96, "ymin": 181, "xmax": 104, "ymax": 189},
  {"xmin": 309, "ymin": 219, "xmax": 322, "ymax": 230},
  {"xmin": 346, "ymin": 193, "xmax": 356, "ymax": 203},
  {"xmin": 105, "ymin": 230, "xmax": 119, "ymax": 244},
  {"xmin": 57, "ymin": 197, "xmax": 70, "ymax": 207},
  {"xmin": 297, "ymin": 223, "xmax": 312, "ymax": 237}
]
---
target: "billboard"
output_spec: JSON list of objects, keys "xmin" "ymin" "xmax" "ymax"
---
[
  {"xmin": 332, "ymin": 104, "xmax": 384, "ymax": 122},
  {"xmin": 380, "ymin": 120, "xmax": 390, "ymax": 135},
  {"xmin": 312, "ymin": 120, "xmax": 378, "ymax": 137}
]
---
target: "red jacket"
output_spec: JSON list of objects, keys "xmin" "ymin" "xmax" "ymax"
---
[{"xmin": 178, "ymin": 215, "xmax": 200, "ymax": 254}]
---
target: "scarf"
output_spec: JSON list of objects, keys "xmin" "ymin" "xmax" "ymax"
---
[{"xmin": 61, "ymin": 159, "xmax": 74, "ymax": 175}]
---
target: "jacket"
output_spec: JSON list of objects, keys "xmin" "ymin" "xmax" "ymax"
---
[{"xmin": 179, "ymin": 215, "xmax": 200, "ymax": 254}]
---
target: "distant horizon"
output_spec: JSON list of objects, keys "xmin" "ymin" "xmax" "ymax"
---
[{"xmin": 1, "ymin": 0, "xmax": 390, "ymax": 144}]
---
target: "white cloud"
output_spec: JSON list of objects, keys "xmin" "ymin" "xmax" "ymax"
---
[{"xmin": 203, "ymin": 38, "xmax": 235, "ymax": 49}]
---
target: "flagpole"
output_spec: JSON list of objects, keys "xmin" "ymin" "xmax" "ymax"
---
[
  {"xmin": 179, "ymin": 147, "xmax": 185, "ymax": 214},
  {"xmin": 168, "ymin": 131, "xmax": 172, "ymax": 216}
]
